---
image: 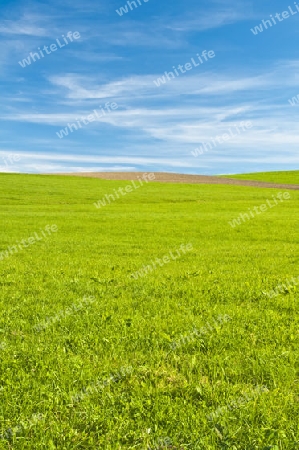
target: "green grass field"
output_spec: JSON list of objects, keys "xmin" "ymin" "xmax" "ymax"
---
[
  {"xmin": 0, "ymin": 173, "xmax": 299, "ymax": 449},
  {"xmin": 222, "ymin": 171, "xmax": 299, "ymax": 185}
]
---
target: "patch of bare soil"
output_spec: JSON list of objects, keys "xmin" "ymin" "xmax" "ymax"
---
[{"xmin": 53, "ymin": 172, "xmax": 299, "ymax": 190}]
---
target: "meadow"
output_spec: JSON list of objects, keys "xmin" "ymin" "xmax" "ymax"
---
[{"xmin": 0, "ymin": 172, "xmax": 298, "ymax": 449}]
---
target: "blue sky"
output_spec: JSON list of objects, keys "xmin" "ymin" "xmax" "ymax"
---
[{"xmin": 1, "ymin": 0, "xmax": 299, "ymax": 174}]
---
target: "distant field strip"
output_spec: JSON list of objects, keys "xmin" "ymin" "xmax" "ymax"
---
[{"xmin": 55, "ymin": 171, "xmax": 299, "ymax": 189}]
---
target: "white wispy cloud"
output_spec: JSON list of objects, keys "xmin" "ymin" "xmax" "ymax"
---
[
  {"xmin": 0, "ymin": 14, "xmax": 49, "ymax": 37},
  {"xmin": 0, "ymin": 151, "xmax": 197, "ymax": 173},
  {"xmin": 166, "ymin": 9, "xmax": 250, "ymax": 32},
  {"xmin": 47, "ymin": 62, "xmax": 299, "ymax": 102}
]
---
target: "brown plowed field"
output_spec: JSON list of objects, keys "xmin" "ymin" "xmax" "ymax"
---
[{"xmin": 55, "ymin": 172, "xmax": 299, "ymax": 190}]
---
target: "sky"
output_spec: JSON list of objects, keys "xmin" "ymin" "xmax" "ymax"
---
[{"xmin": 0, "ymin": 0, "xmax": 299, "ymax": 175}]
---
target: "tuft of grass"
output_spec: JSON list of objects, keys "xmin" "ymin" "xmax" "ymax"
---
[{"xmin": 0, "ymin": 173, "xmax": 299, "ymax": 449}]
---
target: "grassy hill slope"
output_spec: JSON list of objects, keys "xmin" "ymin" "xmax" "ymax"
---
[{"xmin": 223, "ymin": 170, "xmax": 299, "ymax": 185}]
